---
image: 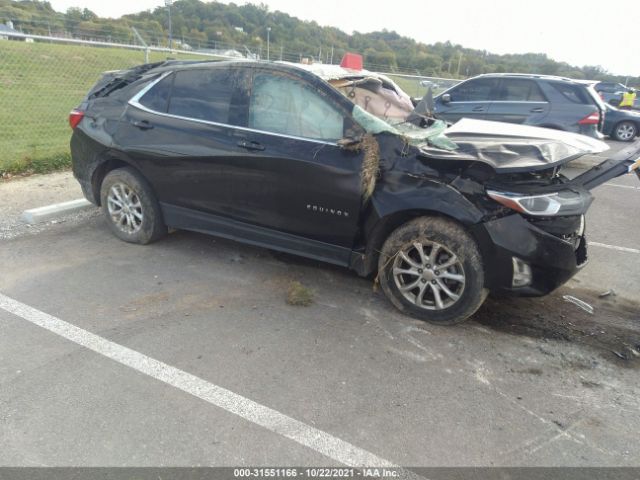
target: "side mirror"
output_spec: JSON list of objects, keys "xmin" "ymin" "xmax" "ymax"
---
[{"xmin": 441, "ymin": 93, "xmax": 451, "ymax": 104}]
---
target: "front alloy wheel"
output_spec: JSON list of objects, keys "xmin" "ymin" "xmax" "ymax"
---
[
  {"xmin": 392, "ymin": 241, "xmax": 465, "ymax": 310},
  {"xmin": 378, "ymin": 216, "xmax": 487, "ymax": 325}
]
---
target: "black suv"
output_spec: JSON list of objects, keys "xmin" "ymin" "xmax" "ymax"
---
[
  {"xmin": 70, "ymin": 61, "xmax": 640, "ymax": 325},
  {"xmin": 434, "ymin": 74, "xmax": 606, "ymax": 138}
]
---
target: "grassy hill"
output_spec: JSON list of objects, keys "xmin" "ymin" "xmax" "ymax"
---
[{"xmin": 0, "ymin": 40, "xmax": 205, "ymax": 175}]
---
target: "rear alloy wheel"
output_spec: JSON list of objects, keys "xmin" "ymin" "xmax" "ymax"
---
[
  {"xmin": 612, "ymin": 121, "xmax": 637, "ymax": 142},
  {"xmin": 378, "ymin": 216, "xmax": 487, "ymax": 325},
  {"xmin": 100, "ymin": 167, "xmax": 167, "ymax": 244},
  {"xmin": 107, "ymin": 182, "xmax": 144, "ymax": 235}
]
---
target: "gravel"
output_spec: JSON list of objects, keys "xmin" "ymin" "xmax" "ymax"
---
[{"xmin": 0, "ymin": 171, "xmax": 99, "ymax": 240}]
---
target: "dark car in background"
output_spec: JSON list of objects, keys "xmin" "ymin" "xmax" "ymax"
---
[
  {"xmin": 69, "ymin": 60, "xmax": 640, "ymax": 325},
  {"xmin": 603, "ymin": 104, "xmax": 640, "ymax": 141},
  {"xmin": 595, "ymin": 81, "xmax": 633, "ymax": 107},
  {"xmin": 434, "ymin": 73, "xmax": 606, "ymax": 138}
]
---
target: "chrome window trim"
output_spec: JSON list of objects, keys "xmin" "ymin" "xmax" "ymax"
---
[
  {"xmin": 444, "ymin": 100, "xmax": 549, "ymax": 104},
  {"xmin": 490, "ymin": 101, "xmax": 550, "ymax": 104},
  {"xmin": 128, "ymin": 70, "xmax": 340, "ymax": 147}
]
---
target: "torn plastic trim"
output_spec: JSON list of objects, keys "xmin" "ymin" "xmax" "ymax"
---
[
  {"xmin": 352, "ymin": 105, "xmax": 457, "ymax": 151},
  {"xmin": 569, "ymin": 138, "xmax": 640, "ymax": 190},
  {"xmin": 87, "ymin": 61, "xmax": 168, "ymax": 100}
]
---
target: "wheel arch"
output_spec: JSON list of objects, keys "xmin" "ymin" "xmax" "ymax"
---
[
  {"xmin": 357, "ymin": 207, "xmax": 481, "ymax": 277},
  {"xmin": 90, "ymin": 154, "xmax": 144, "ymax": 206}
]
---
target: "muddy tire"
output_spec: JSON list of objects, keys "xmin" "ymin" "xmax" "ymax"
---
[
  {"xmin": 377, "ymin": 216, "xmax": 487, "ymax": 325},
  {"xmin": 100, "ymin": 167, "xmax": 167, "ymax": 244}
]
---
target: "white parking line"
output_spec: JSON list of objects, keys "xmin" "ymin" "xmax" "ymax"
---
[
  {"xmin": 603, "ymin": 183, "xmax": 640, "ymax": 191},
  {"xmin": 589, "ymin": 241, "xmax": 640, "ymax": 254},
  {"xmin": 0, "ymin": 292, "xmax": 405, "ymax": 471}
]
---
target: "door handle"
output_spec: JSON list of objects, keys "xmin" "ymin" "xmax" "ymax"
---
[
  {"xmin": 237, "ymin": 140, "xmax": 265, "ymax": 152},
  {"xmin": 530, "ymin": 107, "xmax": 545, "ymax": 113},
  {"xmin": 132, "ymin": 120, "xmax": 153, "ymax": 130},
  {"xmin": 472, "ymin": 106, "xmax": 485, "ymax": 112}
]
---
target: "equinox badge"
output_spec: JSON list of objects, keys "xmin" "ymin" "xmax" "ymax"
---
[{"xmin": 307, "ymin": 204, "xmax": 350, "ymax": 217}]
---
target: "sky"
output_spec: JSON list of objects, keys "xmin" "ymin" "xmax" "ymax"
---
[{"xmin": 46, "ymin": 0, "xmax": 640, "ymax": 77}]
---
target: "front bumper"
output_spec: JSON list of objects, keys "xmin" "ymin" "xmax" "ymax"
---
[{"xmin": 471, "ymin": 214, "xmax": 587, "ymax": 296}]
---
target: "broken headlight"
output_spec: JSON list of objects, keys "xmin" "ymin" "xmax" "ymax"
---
[{"xmin": 486, "ymin": 189, "xmax": 592, "ymax": 217}]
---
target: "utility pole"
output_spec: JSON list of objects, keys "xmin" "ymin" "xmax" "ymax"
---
[
  {"xmin": 165, "ymin": 0, "xmax": 173, "ymax": 50},
  {"xmin": 279, "ymin": 44, "xmax": 283, "ymax": 61},
  {"xmin": 266, "ymin": 26, "xmax": 271, "ymax": 61},
  {"xmin": 456, "ymin": 51, "xmax": 463, "ymax": 77}
]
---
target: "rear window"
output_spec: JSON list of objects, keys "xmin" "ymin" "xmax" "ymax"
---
[
  {"xmin": 549, "ymin": 82, "xmax": 591, "ymax": 104},
  {"xmin": 168, "ymin": 68, "xmax": 235, "ymax": 123},
  {"xmin": 596, "ymin": 83, "xmax": 616, "ymax": 92}
]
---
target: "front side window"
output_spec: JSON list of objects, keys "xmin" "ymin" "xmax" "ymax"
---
[
  {"xmin": 167, "ymin": 68, "xmax": 236, "ymax": 124},
  {"xmin": 449, "ymin": 78, "xmax": 498, "ymax": 102},
  {"xmin": 249, "ymin": 73, "xmax": 345, "ymax": 141}
]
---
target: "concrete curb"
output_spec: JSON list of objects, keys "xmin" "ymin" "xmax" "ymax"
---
[{"xmin": 21, "ymin": 198, "xmax": 94, "ymax": 224}]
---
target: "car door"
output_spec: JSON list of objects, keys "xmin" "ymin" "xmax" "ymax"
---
[
  {"xmin": 223, "ymin": 67, "xmax": 364, "ymax": 250},
  {"xmin": 485, "ymin": 78, "xmax": 550, "ymax": 125},
  {"xmin": 434, "ymin": 77, "xmax": 499, "ymax": 122},
  {"xmin": 116, "ymin": 65, "xmax": 250, "ymax": 216}
]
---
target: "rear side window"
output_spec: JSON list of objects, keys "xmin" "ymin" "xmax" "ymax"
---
[
  {"xmin": 168, "ymin": 68, "xmax": 235, "ymax": 123},
  {"xmin": 138, "ymin": 74, "xmax": 173, "ymax": 113},
  {"xmin": 549, "ymin": 82, "xmax": 590, "ymax": 104},
  {"xmin": 498, "ymin": 79, "xmax": 546, "ymax": 101},
  {"xmin": 449, "ymin": 78, "xmax": 498, "ymax": 102}
]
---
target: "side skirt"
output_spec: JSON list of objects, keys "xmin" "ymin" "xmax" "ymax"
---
[{"xmin": 161, "ymin": 203, "xmax": 353, "ymax": 268}]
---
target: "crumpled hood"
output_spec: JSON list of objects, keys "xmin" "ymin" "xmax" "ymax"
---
[{"xmin": 417, "ymin": 119, "xmax": 609, "ymax": 173}]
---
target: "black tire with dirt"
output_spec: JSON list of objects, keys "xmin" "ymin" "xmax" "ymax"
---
[
  {"xmin": 377, "ymin": 216, "xmax": 487, "ymax": 325},
  {"xmin": 99, "ymin": 167, "xmax": 167, "ymax": 244}
]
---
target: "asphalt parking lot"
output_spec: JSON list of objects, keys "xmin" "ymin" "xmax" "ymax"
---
[{"xmin": 0, "ymin": 141, "xmax": 639, "ymax": 468}]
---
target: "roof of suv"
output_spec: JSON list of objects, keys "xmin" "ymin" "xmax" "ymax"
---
[
  {"xmin": 151, "ymin": 59, "xmax": 392, "ymax": 83},
  {"xmin": 474, "ymin": 73, "xmax": 577, "ymax": 83}
]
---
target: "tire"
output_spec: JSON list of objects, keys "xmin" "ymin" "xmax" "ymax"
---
[
  {"xmin": 377, "ymin": 216, "xmax": 487, "ymax": 325},
  {"xmin": 99, "ymin": 167, "xmax": 167, "ymax": 244},
  {"xmin": 612, "ymin": 121, "xmax": 638, "ymax": 142}
]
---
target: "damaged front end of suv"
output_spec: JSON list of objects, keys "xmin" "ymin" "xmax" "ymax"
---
[
  {"xmin": 71, "ymin": 60, "xmax": 640, "ymax": 325},
  {"xmin": 329, "ymin": 73, "xmax": 640, "ymax": 317}
]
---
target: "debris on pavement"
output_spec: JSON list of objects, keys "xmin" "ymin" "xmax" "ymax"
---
[
  {"xmin": 599, "ymin": 289, "xmax": 616, "ymax": 298},
  {"xmin": 562, "ymin": 295, "xmax": 594, "ymax": 314},
  {"xmin": 286, "ymin": 281, "xmax": 314, "ymax": 307},
  {"xmin": 476, "ymin": 288, "xmax": 640, "ymax": 366}
]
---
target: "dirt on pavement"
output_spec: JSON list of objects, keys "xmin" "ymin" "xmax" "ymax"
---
[{"xmin": 476, "ymin": 288, "xmax": 640, "ymax": 367}]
